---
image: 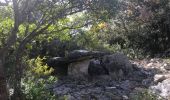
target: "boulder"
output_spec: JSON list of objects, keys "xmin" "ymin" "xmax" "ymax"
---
[
  {"xmin": 150, "ymin": 79, "xmax": 170, "ymax": 98},
  {"xmin": 154, "ymin": 74, "xmax": 167, "ymax": 84},
  {"xmin": 102, "ymin": 53, "xmax": 133, "ymax": 77},
  {"xmin": 67, "ymin": 50, "xmax": 92, "ymax": 60},
  {"xmin": 67, "ymin": 50, "xmax": 109, "ymax": 61},
  {"xmin": 88, "ymin": 59, "xmax": 109, "ymax": 76}
]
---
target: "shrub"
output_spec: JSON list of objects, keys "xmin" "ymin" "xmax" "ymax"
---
[
  {"xmin": 22, "ymin": 57, "xmax": 57, "ymax": 100},
  {"xmin": 130, "ymin": 88, "xmax": 163, "ymax": 100}
]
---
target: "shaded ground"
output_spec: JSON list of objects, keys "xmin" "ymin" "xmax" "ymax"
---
[{"xmin": 52, "ymin": 58, "xmax": 170, "ymax": 100}]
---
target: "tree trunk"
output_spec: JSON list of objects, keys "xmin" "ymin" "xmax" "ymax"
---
[
  {"xmin": 0, "ymin": 59, "xmax": 8, "ymax": 100},
  {"xmin": 13, "ymin": 53, "xmax": 24, "ymax": 100},
  {"xmin": 13, "ymin": 66, "xmax": 23, "ymax": 100}
]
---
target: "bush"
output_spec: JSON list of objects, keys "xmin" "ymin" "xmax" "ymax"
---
[
  {"xmin": 130, "ymin": 88, "xmax": 163, "ymax": 100},
  {"xmin": 22, "ymin": 57, "xmax": 57, "ymax": 100}
]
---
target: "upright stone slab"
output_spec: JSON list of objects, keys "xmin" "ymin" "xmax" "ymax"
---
[
  {"xmin": 67, "ymin": 50, "xmax": 93, "ymax": 77},
  {"xmin": 68, "ymin": 59, "xmax": 93, "ymax": 77}
]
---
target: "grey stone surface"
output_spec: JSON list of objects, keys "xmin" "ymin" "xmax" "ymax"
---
[
  {"xmin": 68, "ymin": 59, "xmax": 93, "ymax": 78},
  {"xmin": 88, "ymin": 59, "xmax": 109, "ymax": 76},
  {"xmin": 150, "ymin": 79, "xmax": 170, "ymax": 98},
  {"xmin": 103, "ymin": 53, "xmax": 133, "ymax": 76}
]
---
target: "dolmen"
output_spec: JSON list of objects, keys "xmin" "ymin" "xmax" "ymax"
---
[{"xmin": 47, "ymin": 50, "xmax": 133, "ymax": 79}]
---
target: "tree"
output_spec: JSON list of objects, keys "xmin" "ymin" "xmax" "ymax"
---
[
  {"xmin": 0, "ymin": 0, "xmax": 119, "ymax": 99},
  {"xmin": 0, "ymin": 0, "xmax": 85, "ymax": 99}
]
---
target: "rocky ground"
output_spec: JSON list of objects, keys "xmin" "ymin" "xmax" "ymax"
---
[
  {"xmin": 132, "ymin": 58, "xmax": 170, "ymax": 100},
  {"xmin": 52, "ymin": 58, "xmax": 170, "ymax": 100}
]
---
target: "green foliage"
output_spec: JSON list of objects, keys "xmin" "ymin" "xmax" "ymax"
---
[
  {"xmin": 89, "ymin": 0, "xmax": 118, "ymax": 21},
  {"xmin": 0, "ymin": 6, "xmax": 13, "ymax": 20},
  {"xmin": 130, "ymin": 89, "xmax": 162, "ymax": 100},
  {"xmin": 0, "ymin": 18, "xmax": 14, "ymax": 47},
  {"xmin": 22, "ymin": 57, "xmax": 57, "ymax": 100}
]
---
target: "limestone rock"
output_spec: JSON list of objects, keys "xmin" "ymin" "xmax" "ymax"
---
[
  {"xmin": 103, "ymin": 53, "xmax": 133, "ymax": 76},
  {"xmin": 67, "ymin": 50, "xmax": 92, "ymax": 60},
  {"xmin": 88, "ymin": 59, "xmax": 109, "ymax": 76},
  {"xmin": 68, "ymin": 59, "xmax": 93, "ymax": 77},
  {"xmin": 164, "ymin": 63, "xmax": 170, "ymax": 70},
  {"xmin": 154, "ymin": 74, "xmax": 167, "ymax": 83},
  {"xmin": 150, "ymin": 79, "xmax": 170, "ymax": 98},
  {"xmin": 68, "ymin": 50, "xmax": 109, "ymax": 60}
]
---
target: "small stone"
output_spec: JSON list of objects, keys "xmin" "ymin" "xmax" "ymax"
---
[
  {"xmin": 163, "ymin": 63, "xmax": 167, "ymax": 67},
  {"xmin": 120, "ymin": 80, "xmax": 133, "ymax": 90},
  {"xmin": 154, "ymin": 74, "xmax": 167, "ymax": 83},
  {"xmin": 147, "ymin": 63, "xmax": 153, "ymax": 67},
  {"xmin": 150, "ymin": 59, "xmax": 154, "ymax": 62},
  {"xmin": 160, "ymin": 66, "xmax": 165, "ymax": 70},
  {"xmin": 122, "ymin": 95, "xmax": 129, "ymax": 100},
  {"xmin": 142, "ymin": 78, "xmax": 153, "ymax": 86},
  {"xmin": 53, "ymin": 86, "xmax": 71, "ymax": 95},
  {"xmin": 164, "ymin": 64, "xmax": 170, "ymax": 70},
  {"xmin": 105, "ymin": 87, "xmax": 116, "ymax": 89}
]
